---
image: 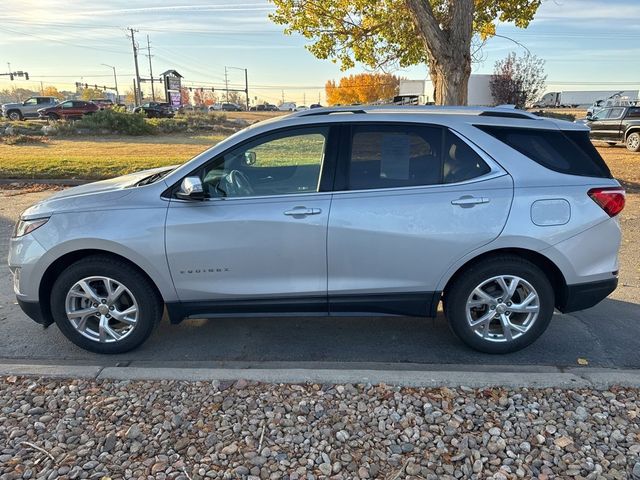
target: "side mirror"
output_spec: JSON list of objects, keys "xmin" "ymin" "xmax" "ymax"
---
[
  {"xmin": 176, "ymin": 176, "xmax": 205, "ymax": 200},
  {"xmin": 244, "ymin": 151, "xmax": 257, "ymax": 165},
  {"xmin": 586, "ymin": 112, "xmax": 593, "ymax": 119}
]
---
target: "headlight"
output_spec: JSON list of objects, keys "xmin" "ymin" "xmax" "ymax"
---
[{"xmin": 13, "ymin": 217, "xmax": 49, "ymax": 238}]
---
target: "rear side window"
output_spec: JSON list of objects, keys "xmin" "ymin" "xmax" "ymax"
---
[
  {"xmin": 346, "ymin": 125, "xmax": 491, "ymax": 190},
  {"xmin": 627, "ymin": 108, "xmax": 640, "ymax": 118},
  {"xmin": 476, "ymin": 126, "xmax": 612, "ymax": 178}
]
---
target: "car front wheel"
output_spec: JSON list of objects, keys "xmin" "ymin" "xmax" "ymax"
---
[
  {"xmin": 444, "ymin": 256, "xmax": 554, "ymax": 354},
  {"xmin": 8, "ymin": 110, "xmax": 22, "ymax": 121},
  {"xmin": 50, "ymin": 255, "xmax": 162, "ymax": 354}
]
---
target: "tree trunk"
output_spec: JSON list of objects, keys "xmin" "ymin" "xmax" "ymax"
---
[
  {"xmin": 405, "ymin": 0, "xmax": 474, "ymax": 106},
  {"xmin": 429, "ymin": 57, "xmax": 471, "ymax": 105}
]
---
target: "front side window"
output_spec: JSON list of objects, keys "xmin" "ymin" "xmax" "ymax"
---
[
  {"xmin": 346, "ymin": 124, "xmax": 490, "ymax": 190},
  {"xmin": 24, "ymin": 98, "xmax": 37, "ymax": 106},
  {"xmin": 200, "ymin": 127, "xmax": 328, "ymax": 198},
  {"xmin": 61, "ymin": 101, "xmax": 73, "ymax": 109}
]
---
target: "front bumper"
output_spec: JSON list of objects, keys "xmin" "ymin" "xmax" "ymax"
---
[
  {"xmin": 558, "ymin": 277, "xmax": 618, "ymax": 313},
  {"xmin": 17, "ymin": 299, "xmax": 53, "ymax": 327}
]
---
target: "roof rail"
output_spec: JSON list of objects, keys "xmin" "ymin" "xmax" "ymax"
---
[{"xmin": 290, "ymin": 104, "xmax": 541, "ymax": 120}]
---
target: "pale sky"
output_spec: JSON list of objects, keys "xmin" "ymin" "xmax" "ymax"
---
[{"xmin": 1, "ymin": 0, "xmax": 639, "ymax": 104}]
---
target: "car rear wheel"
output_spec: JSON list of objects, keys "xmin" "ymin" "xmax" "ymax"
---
[
  {"xmin": 444, "ymin": 256, "xmax": 554, "ymax": 353},
  {"xmin": 50, "ymin": 255, "xmax": 162, "ymax": 354},
  {"xmin": 626, "ymin": 132, "xmax": 640, "ymax": 152}
]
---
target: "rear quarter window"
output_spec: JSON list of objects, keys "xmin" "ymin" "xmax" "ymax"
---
[{"xmin": 475, "ymin": 125, "xmax": 612, "ymax": 179}]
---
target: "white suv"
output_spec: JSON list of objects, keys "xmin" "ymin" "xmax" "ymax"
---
[{"xmin": 9, "ymin": 106, "xmax": 624, "ymax": 354}]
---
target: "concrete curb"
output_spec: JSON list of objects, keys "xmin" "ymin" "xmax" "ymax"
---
[{"xmin": 1, "ymin": 363, "xmax": 640, "ymax": 389}]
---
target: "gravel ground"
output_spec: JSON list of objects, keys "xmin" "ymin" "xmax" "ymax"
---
[{"xmin": 1, "ymin": 377, "xmax": 639, "ymax": 480}]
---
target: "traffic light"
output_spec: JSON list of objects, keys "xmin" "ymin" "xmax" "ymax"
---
[
  {"xmin": 9, "ymin": 73, "xmax": 13, "ymax": 81},
  {"xmin": 24, "ymin": 72, "xmax": 29, "ymax": 80}
]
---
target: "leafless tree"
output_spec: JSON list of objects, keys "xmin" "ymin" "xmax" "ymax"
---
[{"xmin": 490, "ymin": 52, "xmax": 546, "ymax": 108}]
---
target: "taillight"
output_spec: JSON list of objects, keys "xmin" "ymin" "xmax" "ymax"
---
[{"xmin": 588, "ymin": 187, "xmax": 625, "ymax": 217}]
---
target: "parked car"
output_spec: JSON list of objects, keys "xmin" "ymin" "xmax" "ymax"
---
[
  {"xmin": 37, "ymin": 100, "xmax": 99, "ymax": 120},
  {"xmin": 580, "ymin": 106, "xmax": 640, "ymax": 152},
  {"xmin": 1, "ymin": 96, "xmax": 59, "ymax": 120},
  {"xmin": 309, "ymin": 103, "xmax": 323, "ymax": 109},
  {"xmin": 220, "ymin": 103, "xmax": 243, "ymax": 112},
  {"xmin": 279, "ymin": 102, "xmax": 297, "ymax": 111},
  {"xmin": 295, "ymin": 105, "xmax": 309, "ymax": 112},
  {"xmin": 587, "ymin": 92, "xmax": 636, "ymax": 117},
  {"xmin": 133, "ymin": 102, "xmax": 174, "ymax": 118},
  {"xmin": 10, "ymin": 106, "xmax": 624, "ymax": 354},
  {"xmin": 208, "ymin": 104, "xmax": 222, "ymax": 112},
  {"xmin": 90, "ymin": 98, "xmax": 114, "ymax": 110},
  {"xmin": 250, "ymin": 103, "xmax": 278, "ymax": 112}
]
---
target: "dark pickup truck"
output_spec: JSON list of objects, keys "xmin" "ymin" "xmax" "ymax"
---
[{"xmin": 582, "ymin": 105, "xmax": 640, "ymax": 152}]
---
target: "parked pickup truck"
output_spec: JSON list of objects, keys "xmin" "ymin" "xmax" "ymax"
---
[
  {"xmin": 1, "ymin": 96, "xmax": 59, "ymax": 120},
  {"xmin": 581, "ymin": 105, "xmax": 640, "ymax": 152}
]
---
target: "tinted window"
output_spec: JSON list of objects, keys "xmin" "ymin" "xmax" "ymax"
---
[
  {"xmin": 24, "ymin": 98, "xmax": 37, "ymax": 106},
  {"xmin": 347, "ymin": 125, "xmax": 443, "ymax": 190},
  {"xmin": 61, "ymin": 101, "xmax": 73, "ymax": 108},
  {"xmin": 200, "ymin": 127, "xmax": 328, "ymax": 198},
  {"xmin": 477, "ymin": 126, "xmax": 612, "ymax": 178},
  {"xmin": 627, "ymin": 107, "xmax": 640, "ymax": 118},
  {"xmin": 443, "ymin": 131, "xmax": 491, "ymax": 184},
  {"xmin": 346, "ymin": 125, "xmax": 491, "ymax": 190}
]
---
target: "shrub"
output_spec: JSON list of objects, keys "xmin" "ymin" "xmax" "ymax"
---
[
  {"xmin": 146, "ymin": 117, "xmax": 188, "ymax": 134},
  {"xmin": 1, "ymin": 134, "xmax": 48, "ymax": 145},
  {"xmin": 73, "ymin": 109, "xmax": 154, "ymax": 135}
]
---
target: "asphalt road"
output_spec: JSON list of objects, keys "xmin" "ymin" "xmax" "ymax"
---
[{"xmin": 1, "ymin": 188, "xmax": 639, "ymax": 369}]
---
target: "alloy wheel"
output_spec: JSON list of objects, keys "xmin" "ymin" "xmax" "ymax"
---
[
  {"xmin": 465, "ymin": 275, "xmax": 540, "ymax": 343},
  {"xmin": 65, "ymin": 276, "xmax": 138, "ymax": 343}
]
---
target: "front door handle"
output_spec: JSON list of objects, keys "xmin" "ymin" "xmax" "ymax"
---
[
  {"xmin": 284, "ymin": 206, "xmax": 322, "ymax": 216},
  {"xmin": 451, "ymin": 196, "xmax": 489, "ymax": 208}
]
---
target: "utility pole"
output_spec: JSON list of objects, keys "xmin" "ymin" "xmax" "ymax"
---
[
  {"xmin": 146, "ymin": 35, "xmax": 155, "ymax": 101},
  {"xmin": 127, "ymin": 28, "xmax": 142, "ymax": 104},
  {"xmin": 40, "ymin": 81, "xmax": 44, "ymax": 95},
  {"xmin": 303, "ymin": 92, "xmax": 306, "ymax": 105},
  {"xmin": 244, "ymin": 68, "xmax": 249, "ymax": 110},
  {"xmin": 281, "ymin": 90, "xmax": 285, "ymax": 104},
  {"xmin": 224, "ymin": 67, "xmax": 229, "ymax": 103},
  {"xmin": 101, "ymin": 64, "xmax": 119, "ymax": 102}
]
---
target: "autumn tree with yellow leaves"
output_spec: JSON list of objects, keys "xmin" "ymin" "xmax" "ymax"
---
[
  {"xmin": 270, "ymin": 0, "xmax": 542, "ymax": 105},
  {"xmin": 325, "ymin": 73, "xmax": 400, "ymax": 105}
]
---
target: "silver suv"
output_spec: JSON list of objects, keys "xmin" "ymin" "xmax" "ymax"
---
[
  {"xmin": 9, "ymin": 106, "xmax": 625, "ymax": 354},
  {"xmin": 1, "ymin": 96, "xmax": 59, "ymax": 120}
]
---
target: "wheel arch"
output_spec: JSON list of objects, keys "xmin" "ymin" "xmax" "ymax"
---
[
  {"xmin": 6, "ymin": 108, "xmax": 23, "ymax": 119},
  {"xmin": 441, "ymin": 247, "xmax": 568, "ymax": 311},
  {"xmin": 38, "ymin": 249, "xmax": 165, "ymax": 326},
  {"xmin": 624, "ymin": 127, "xmax": 640, "ymax": 140}
]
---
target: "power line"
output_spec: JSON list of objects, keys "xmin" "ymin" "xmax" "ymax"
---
[
  {"xmin": 126, "ymin": 28, "xmax": 142, "ymax": 104},
  {"xmin": 0, "ymin": 26, "xmax": 129, "ymax": 55}
]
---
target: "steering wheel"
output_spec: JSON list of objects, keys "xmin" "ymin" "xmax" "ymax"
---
[{"xmin": 223, "ymin": 169, "xmax": 254, "ymax": 196}]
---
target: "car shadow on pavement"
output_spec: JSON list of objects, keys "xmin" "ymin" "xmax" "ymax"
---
[{"xmin": 1, "ymin": 296, "xmax": 638, "ymax": 369}]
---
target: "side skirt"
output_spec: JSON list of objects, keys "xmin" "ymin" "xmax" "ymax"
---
[{"xmin": 165, "ymin": 292, "xmax": 441, "ymax": 324}]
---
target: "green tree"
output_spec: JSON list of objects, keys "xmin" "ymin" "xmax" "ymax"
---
[{"xmin": 270, "ymin": 0, "xmax": 541, "ymax": 105}]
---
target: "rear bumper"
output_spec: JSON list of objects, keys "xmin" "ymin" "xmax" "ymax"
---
[
  {"xmin": 558, "ymin": 277, "xmax": 618, "ymax": 313},
  {"xmin": 17, "ymin": 299, "xmax": 53, "ymax": 327}
]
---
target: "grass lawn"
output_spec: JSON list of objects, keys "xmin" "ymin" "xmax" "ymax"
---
[{"xmin": 0, "ymin": 134, "xmax": 227, "ymax": 179}]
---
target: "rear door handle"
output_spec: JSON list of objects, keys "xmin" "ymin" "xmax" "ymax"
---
[
  {"xmin": 284, "ymin": 206, "xmax": 322, "ymax": 216},
  {"xmin": 451, "ymin": 196, "xmax": 489, "ymax": 207}
]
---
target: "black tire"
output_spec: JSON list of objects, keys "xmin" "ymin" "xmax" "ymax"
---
[
  {"xmin": 47, "ymin": 113, "xmax": 59, "ymax": 121},
  {"xmin": 626, "ymin": 132, "xmax": 640, "ymax": 152},
  {"xmin": 607, "ymin": 142, "xmax": 616, "ymax": 147},
  {"xmin": 7, "ymin": 110, "xmax": 22, "ymax": 121},
  {"xmin": 50, "ymin": 255, "xmax": 162, "ymax": 354},
  {"xmin": 444, "ymin": 256, "xmax": 554, "ymax": 354}
]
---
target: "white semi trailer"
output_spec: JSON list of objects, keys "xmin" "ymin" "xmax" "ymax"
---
[
  {"xmin": 533, "ymin": 90, "xmax": 639, "ymax": 108},
  {"xmin": 397, "ymin": 75, "xmax": 494, "ymax": 106}
]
